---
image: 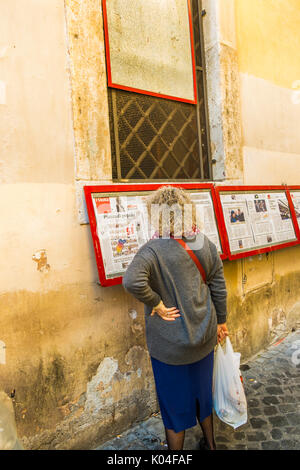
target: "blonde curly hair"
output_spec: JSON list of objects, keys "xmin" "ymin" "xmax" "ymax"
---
[{"xmin": 146, "ymin": 186, "xmax": 200, "ymax": 238}]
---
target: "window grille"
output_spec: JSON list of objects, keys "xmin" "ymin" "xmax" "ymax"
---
[{"xmin": 107, "ymin": 0, "xmax": 211, "ymax": 181}]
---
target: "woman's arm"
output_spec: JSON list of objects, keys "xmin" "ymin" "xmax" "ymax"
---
[
  {"xmin": 122, "ymin": 250, "xmax": 162, "ymax": 308},
  {"xmin": 206, "ymin": 242, "xmax": 228, "ymax": 325},
  {"xmin": 206, "ymin": 243, "xmax": 229, "ymax": 342},
  {"xmin": 123, "ymin": 249, "xmax": 180, "ymax": 321}
]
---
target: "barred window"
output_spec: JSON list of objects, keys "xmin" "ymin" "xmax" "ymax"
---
[{"xmin": 106, "ymin": 0, "xmax": 211, "ymax": 181}]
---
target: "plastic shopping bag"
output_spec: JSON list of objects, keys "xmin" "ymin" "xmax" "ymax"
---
[{"xmin": 213, "ymin": 337, "xmax": 247, "ymax": 429}]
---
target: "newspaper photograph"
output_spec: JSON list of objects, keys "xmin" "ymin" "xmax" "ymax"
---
[
  {"xmin": 290, "ymin": 191, "xmax": 300, "ymax": 229},
  {"xmin": 220, "ymin": 191, "xmax": 296, "ymax": 253}
]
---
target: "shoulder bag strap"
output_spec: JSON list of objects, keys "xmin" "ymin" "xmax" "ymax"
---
[{"xmin": 174, "ymin": 238, "xmax": 207, "ymax": 284}]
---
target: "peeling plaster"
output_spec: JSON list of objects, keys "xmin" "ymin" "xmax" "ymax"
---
[
  {"xmin": 75, "ymin": 180, "xmax": 113, "ymax": 224},
  {"xmin": 131, "ymin": 323, "xmax": 143, "ymax": 335},
  {"xmin": 64, "ymin": 0, "xmax": 112, "ymax": 183},
  {"xmin": 128, "ymin": 309, "xmax": 137, "ymax": 320},
  {"xmin": 6, "ymin": 269, "xmax": 300, "ymax": 450},
  {"xmin": 202, "ymin": 0, "xmax": 243, "ymax": 181},
  {"xmin": 84, "ymin": 347, "xmax": 149, "ymax": 419},
  {"xmin": 32, "ymin": 250, "xmax": 50, "ymax": 272},
  {"xmin": 125, "ymin": 346, "xmax": 147, "ymax": 369},
  {"xmin": 85, "ymin": 357, "xmax": 118, "ymax": 416}
]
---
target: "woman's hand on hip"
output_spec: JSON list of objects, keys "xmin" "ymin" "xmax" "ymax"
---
[
  {"xmin": 151, "ymin": 301, "xmax": 180, "ymax": 322},
  {"xmin": 217, "ymin": 323, "xmax": 229, "ymax": 343}
]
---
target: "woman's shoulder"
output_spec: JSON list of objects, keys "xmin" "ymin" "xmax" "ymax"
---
[
  {"xmin": 139, "ymin": 234, "xmax": 214, "ymax": 253},
  {"xmin": 135, "ymin": 238, "xmax": 161, "ymax": 257},
  {"xmin": 182, "ymin": 232, "xmax": 211, "ymax": 251}
]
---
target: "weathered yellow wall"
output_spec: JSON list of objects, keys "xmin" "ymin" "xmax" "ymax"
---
[
  {"xmin": 224, "ymin": 248, "xmax": 300, "ymax": 358},
  {"xmin": 234, "ymin": 0, "xmax": 300, "ymax": 184},
  {"xmin": 204, "ymin": 0, "xmax": 300, "ymax": 387},
  {"xmin": 64, "ymin": 0, "xmax": 112, "ymax": 181},
  {"xmin": 0, "ymin": 0, "xmax": 299, "ymax": 450},
  {"xmin": 0, "ymin": 0, "xmax": 156, "ymax": 450},
  {"xmin": 225, "ymin": 0, "xmax": 300, "ymax": 350},
  {"xmin": 223, "ymin": 0, "xmax": 300, "ymax": 362},
  {"xmin": 235, "ymin": 0, "xmax": 300, "ymax": 89},
  {"xmin": 202, "ymin": 0, "xmax": 244, "ymax": 181}
]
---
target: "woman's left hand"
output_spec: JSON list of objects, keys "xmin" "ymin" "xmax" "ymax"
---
[{"xmin": 151, "ymin": 301, "xmax": 181, "ymax": 322}]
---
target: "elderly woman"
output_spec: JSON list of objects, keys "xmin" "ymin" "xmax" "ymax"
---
[{"xmin": 123, "ymin": 186, "xmax": 228, "ymax": 451}]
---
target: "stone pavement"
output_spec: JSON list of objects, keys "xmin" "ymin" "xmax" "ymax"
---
[{"xmin": 96, "ymin": 330, "xmax": 300, "ymax": 451}]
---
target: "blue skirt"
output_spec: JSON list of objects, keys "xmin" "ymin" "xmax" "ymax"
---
[{"xmin": 150, "ymin": 350, "xmax": 214, "ymax": 433}]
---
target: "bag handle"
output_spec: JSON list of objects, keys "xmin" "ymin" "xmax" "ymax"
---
[{"xmin": 173, "ymin": 238, "xmax": 207, "ymax": 284}]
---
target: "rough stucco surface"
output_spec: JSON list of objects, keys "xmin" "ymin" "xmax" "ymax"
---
[
  {"xmin": 204, "ymin": 42, "xmax": 226, "ymax": 180},
  {"xmin": 64, "ymin": 0, "xmax": 112, "ymax": 181},
  {"xmin": 202, "ymin": 0, "xmax": 243, "ymax": 181},
  {"xmin": 219, "ymin": 43, "xmax": 243, "ymax": 181},
  {"xmin": 1, "ymin": 254, "xmax": 299, "ymax": 449},
  {"xmin": 223, "ymin": 249, "xmax": 300, "ymax": 360},
  {"xmin": 0, "ymin": 284, "xmax": 158, "ymax": 450}
]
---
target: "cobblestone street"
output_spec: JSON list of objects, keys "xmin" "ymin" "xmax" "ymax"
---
[{"xmin": 96, "ymin": 330, "xmax": 300, "ymax": 451}]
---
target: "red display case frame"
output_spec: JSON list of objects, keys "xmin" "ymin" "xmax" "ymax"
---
[
  {"xmin": 288, "ymin": 185, "xmax": 300, "ymax": 236},
  {"xmin": 214, "ymin": 185, "xmax": 300, "ymax": 261},
  {"xmin": 102, "ymin": 0, "xmax": 198, "ymax": 104},
  {"xmin": 84, "ymin": 183, "xmax": 227, "ymax": 286}
]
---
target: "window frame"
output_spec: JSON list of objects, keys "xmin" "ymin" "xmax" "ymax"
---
[{"xmin": 104, "ymin": 0, "xmax": 212, "ymax": 182}]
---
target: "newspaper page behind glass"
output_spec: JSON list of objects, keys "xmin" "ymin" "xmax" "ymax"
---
[
  {"xmin": 220, "ymin": 193, "xmax": 255, "ymax": 252},
  {"xmin": 91, "ymin": 190, "xmax": 222, "ymax": 280},
  {"xmin": 290, "ymin": 191, "xmax": 300, "ymax": 230},
  {"xmin": 220, "ymin": 191, "xmax": 296, "ymax": 254},
  {"xmin": 92, "ymin": 195, "xmax": 149, "ymax": 279},
  {"xmin": 190, "ymin": 192, "xmax": 221, "ymax": 252},
  {"xmin": 247, "ymin": 192, "xmax": 295, "ymax": 245}
]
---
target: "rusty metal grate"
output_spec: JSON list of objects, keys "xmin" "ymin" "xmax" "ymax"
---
[{"xmin": 107, "ymin": 0, "xmax": 211, "ymax": 181}]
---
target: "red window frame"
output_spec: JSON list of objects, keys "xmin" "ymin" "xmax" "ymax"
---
[
  {"xmin": 102, "ymin": 0, "xmax": 198, "ymax": 104},
  {"xmin": 84, "ymin": 183, "xmax": 226, "ymax": 286},
  {"xmin": 214, "ymin": 185, "xmax": 300, "ymax": 261}
]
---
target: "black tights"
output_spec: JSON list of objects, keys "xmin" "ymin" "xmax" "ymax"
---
[
  {"xmin": 196, "ymin": 400, "xmax": 216, "ymax": 450},
  {"xmin": 165, "ymin": 401, "xmax": 216, "ymax": 451}
]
